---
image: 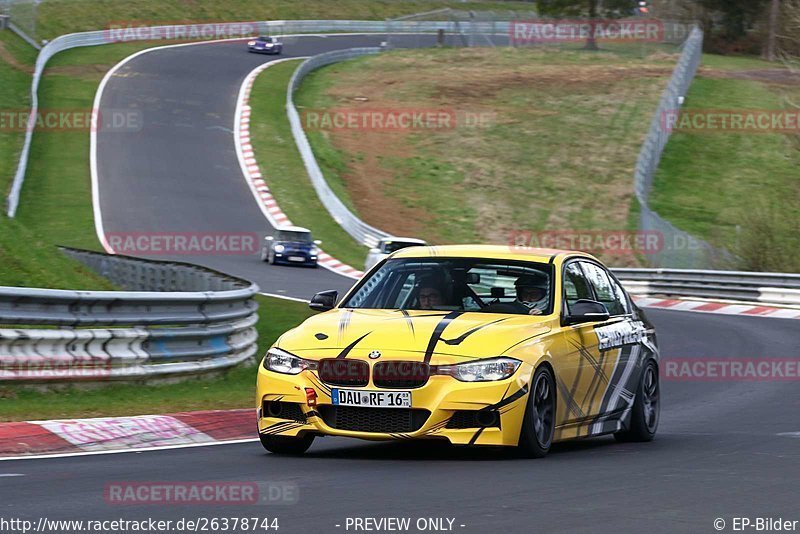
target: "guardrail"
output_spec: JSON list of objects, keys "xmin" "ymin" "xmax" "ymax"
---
[
  {"xmin": 614, "ymin": 268, "xmax": 800, "ymax": 305},
  {"xmin": 0, "ymin": 249, "xmax": 259, "ymax": 382},
  {"xmin": 287, "ymin": 47, "xmax": 393, "ymax": 249}
]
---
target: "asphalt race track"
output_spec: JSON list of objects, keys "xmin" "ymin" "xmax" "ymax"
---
[
  {"xmin": 3, "ymin": 310, "xmax": 799, "ymax": 532},
  {"xmin": 95, "ymin": 34, "xmax": 436, "ymax": 300},
  {"xmin": 10, "ymin": 34, "xmax": 798, "ymax": 533}
]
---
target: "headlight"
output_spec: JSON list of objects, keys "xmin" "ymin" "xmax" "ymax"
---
[
  {"xmin": 248, "ymin": 41, "xmax": 256, "ymax": 46},
  {"xmin": 262, "ymin": 347, "xmax": 317, "ymax": 375},
  {"xmin": 434, "ymin": 357, "xmax": 521, "ymax": 382},
  {"xmin": 273, "ymin": 244, "xmax": 285, "ymax": 253}
]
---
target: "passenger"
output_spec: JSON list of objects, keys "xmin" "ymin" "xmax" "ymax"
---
[{"xmin": 514, "ymin": 273, "xmax": 549, "ymax": 315}]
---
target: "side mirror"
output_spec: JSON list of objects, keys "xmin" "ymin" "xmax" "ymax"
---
[
  {"xmin": 265, "ymin": 236, "xmax": 274, "ymax": 241},
  {"xmin": 564, "ymin": 299, "xmax": 610, "ymax": 326},
  {"xmin": 369, "ymin": 248, "xmax": 381, "ymax": 254},
  {"xmin": 313, "ymin": 240, "xmax": 322, "ymax": 245},
  {"xmin": 309, "ymin": 290, "xmax": 338, "ymax": 312}
]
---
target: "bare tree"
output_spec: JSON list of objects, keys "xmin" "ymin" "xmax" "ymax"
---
[{"xmin": 764, "ymin": 0, "xmax": 781, "ymax": 60}]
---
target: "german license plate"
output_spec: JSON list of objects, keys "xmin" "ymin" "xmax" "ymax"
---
[
  {"xmin": 288, "ymin": 256, "xmax": 305, "ymax": 262},
  {"xmin": 331, "ymin": 389, "xmax": 411, "ymax": 408}
]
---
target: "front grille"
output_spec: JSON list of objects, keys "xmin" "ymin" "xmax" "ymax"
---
[
  {"xmin": 262, "ymin": 401, "xmax": 306, "ymax": 423},
  {"xmin": 373, "ymin": 361, "xmax": 430, "ymax": 389},
  {"xmin": 446, "ymin": 410, "xmax": 500, "ymax": 429},
  {"xmin": 318, "ymin": 406, "xmax": 430, "ymax": 433},
  {"xmin": 318, "ymin": 359, "xmax": 369, "ymax": 387}
]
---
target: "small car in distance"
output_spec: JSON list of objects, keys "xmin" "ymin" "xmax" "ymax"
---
[
  {"xmin": 364, "ymin": 237, "xmax": 427, "ymax": 271},
  {"xmin": 256, "ymin": 245, "xmax": 660, "ymax": 457},
  {"xmin": 261, "ymin": 226, "xmax": 320, "ymax": 267},
  {"xmin": 247, "ymin": 36, "xmax": 283, "ymax": 54}
]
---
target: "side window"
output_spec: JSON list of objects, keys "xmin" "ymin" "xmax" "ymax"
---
[
  {"xmin": 563, "ymin": 262, "xmax": 593, "ymax": 313},
  {"xmin": 580, "ymin": 262, "xmax": 627, "ymax": 316}
]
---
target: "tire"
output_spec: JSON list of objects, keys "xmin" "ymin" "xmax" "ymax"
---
[
  {"xmin": 260, "ymin": 247, "xmax": 269, "ymax": 262},
  {"xmin": 517, "ymin": 365, "xmax": 556, "ymax": 458},
  {"xmin": 615, "ymin": 359, "xmax": 659, "ymax": 443},
  {"xmin": 259, "ymin": 433, "xmax": 314, "ymax": 455}
]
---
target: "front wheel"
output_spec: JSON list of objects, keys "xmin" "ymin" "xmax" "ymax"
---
[
  {"xmin": 259, "ymin": 433, "xmax": 314, "ymax": 455},
  {"xmin": 615, "ymin": 359, "xmax": 659, "ymax": 442},
  {"xmin": 517, "ymin": 366, "xmax": 556, "ymax": 458}
]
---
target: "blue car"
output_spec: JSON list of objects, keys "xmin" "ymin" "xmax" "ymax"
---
[
  {"xmin": 247, "ymin": 36, "xmax": 283, "ymax": 55},
  {"xmin": 261, "ymin": 226, "xmax": 320, "ymax": 267}
]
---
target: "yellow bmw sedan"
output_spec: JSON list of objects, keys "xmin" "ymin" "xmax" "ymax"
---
[{"xmin": 256, "ymin": 245, "xmax": 660, "ymax": 457}]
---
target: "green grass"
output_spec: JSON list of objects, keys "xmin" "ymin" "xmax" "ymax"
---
[
  {"xmin": 0, "ymin": 31, "xmax": 34, "ymax": 200},
  {"xmin": 0, "ymin": 295, "xmax": 314, "ymax": 421},
  {"xmin": 249, "ymin": 60, "xmax": 368, "ymax": 267},
  {"xmin": 26, "ymin": 0, "xmax": 536, "ymax": 40},
  {"xmin": 650, "ymin": 66, "xmax": 800, "ymax": 271},
  {"xmin": 293, "ymin": 46, "xmax": 676, "ymax": 265}
]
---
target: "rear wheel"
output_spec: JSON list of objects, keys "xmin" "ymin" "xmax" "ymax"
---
[
  {"xmin": 615, "ymin": 359, "xmax": 659, "ymax": 442},
  {"xmin": 517, "ymin": 366, "xmax": 556, "ymax": 458},
  {"xmin": 259, "ymin": 433, "xmax": 314, "ymax": 455}
]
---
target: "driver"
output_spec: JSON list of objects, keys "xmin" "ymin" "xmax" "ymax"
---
[
  {"xmin": 514, "ymin": 273, "xmax": 549, "ymax": 316},
  {"xmin": 417, "ymin": 277, "xmax": 445, "ymax": 310}
]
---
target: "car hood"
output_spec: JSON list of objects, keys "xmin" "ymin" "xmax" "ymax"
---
[{"xmin": 278, "ymin": 308, "xmax": 552, "ymax": 363}]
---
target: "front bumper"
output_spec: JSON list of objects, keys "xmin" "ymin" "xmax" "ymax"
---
[{"xmin": 256, "ymin": 364, "xmax": 532, "ymax": 446}]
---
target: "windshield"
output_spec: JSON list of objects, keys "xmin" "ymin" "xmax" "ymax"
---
[
  {"xmin": 341, "ymin": 257, "xmax": 554, "ymax": 315},
  {"xmin": 383, "ymin": 241, "xmax": 423, "ymax": 254},
  {"xmin": 276, "ymin": 230, "xmax": 312, "ymax": 243},
  {"xmin": 258, "ymin": 36, "xmax": 273, "ymax": 42}
]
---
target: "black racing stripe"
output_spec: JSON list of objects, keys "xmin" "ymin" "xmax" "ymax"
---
[
  {"xmin": 588, "ymin": 345, "xmax": 631, "ymax": 428},
  {"xmin": 336, "ymin": 331, "xmax": 371, "ymax": 359},
  {"xmin": 485, "ymin": 384, "xmax": 528, "ymax": 412},
  {"xmin": 400, "ymin": 310, "xmax": 416, "ymax": 337},
  {"xmin": 581, "ymin": 347, "xmax": 609, "ymax": 410},
  {"xmin": 307, "ymin": 374, "xmax": 332, "ymax": 396},
  {"xmin": 423, "ymin": 311, "xmax": 463, "ymax": 364},
  {"xmin": 502, "ymin": 334, "xmax": 542, "ymax": 354},
  {"xmin": 305, "ymin": 410, "xmax": 320, "ymax": 419},
  {"xmin": 442, "ymin": 318, "xmax": 509, "ymax": 346},
  {"xmin": 556, "ymin": 377, "xmax": 586, "ymax": 420},
  {"xmin": 259, "ymin": 421, "xmax": 297, "ymax": 435},
  {"xmin": 468, "ymin": 427, "xmax": 486, "ymax": 445}
]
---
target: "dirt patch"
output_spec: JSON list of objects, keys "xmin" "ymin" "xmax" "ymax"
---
[
  {"xmin": 46, "ymin": 64, "xmax": 116, "ymax": 78},
  {"xmin": 0, "ymin": 41, "xmax": 33, "ymax": 74},
  {"xmin": 699, "ymin": 67, "xmax": 800, "ymax": 86}
]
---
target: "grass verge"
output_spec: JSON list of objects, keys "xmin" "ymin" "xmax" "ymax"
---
[
  {"xmin": 30, "ymin": 1, "xmax": 535, "ymax": 40},
  {"xmin": 249, "ymin": 60, "xmax": 368, "ymax": 268},
  {"xmin": 0, "ymin": 295, "xmax": 313, "ymax": 421},
  {"xmin": 293, "ymin": 46, "xmax": 677, "ymax": 266},
  {"xmin": 650, "ymin": 55, "xmax": 800, "ymax": 271}
]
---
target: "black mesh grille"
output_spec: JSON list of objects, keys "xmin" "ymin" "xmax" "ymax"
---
[
  {"xmin": 318, "ymin": 359, "xmax": 369, "ymax": 387},
  {"xmin": 373, "ymin": 361, "xmax": 430, "ymax": 389},
  {"xmin": 263, "ymin": 401, "xmax": 306, "ymax": 423},
  {"xmin": 318, "ymin": 406, "xmax": 429, "ymax": 433},
  {"xmin": 446, "ymin": 410, "xmax": 500, "ymax": 429}
]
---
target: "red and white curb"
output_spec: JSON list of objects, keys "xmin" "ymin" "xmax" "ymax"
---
[
  {"xmin": 633, "ymin": 296, "xmax": 800, "ymax": 320},
  {"xmin": 0, "ymin": 409, "xmax": 255, "ymax": 459},
  {"xmin": 234, "ymin": 58, "xmax": 364, "ymax": 280}
]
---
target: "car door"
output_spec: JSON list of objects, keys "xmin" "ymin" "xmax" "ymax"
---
[
  {"xmin": 553, "ymin": 260, "xmax": 610, "ymax": 439},
  {"xmin": 577, "ymin": 261, "xmax": 645, "ymax": 434}
]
